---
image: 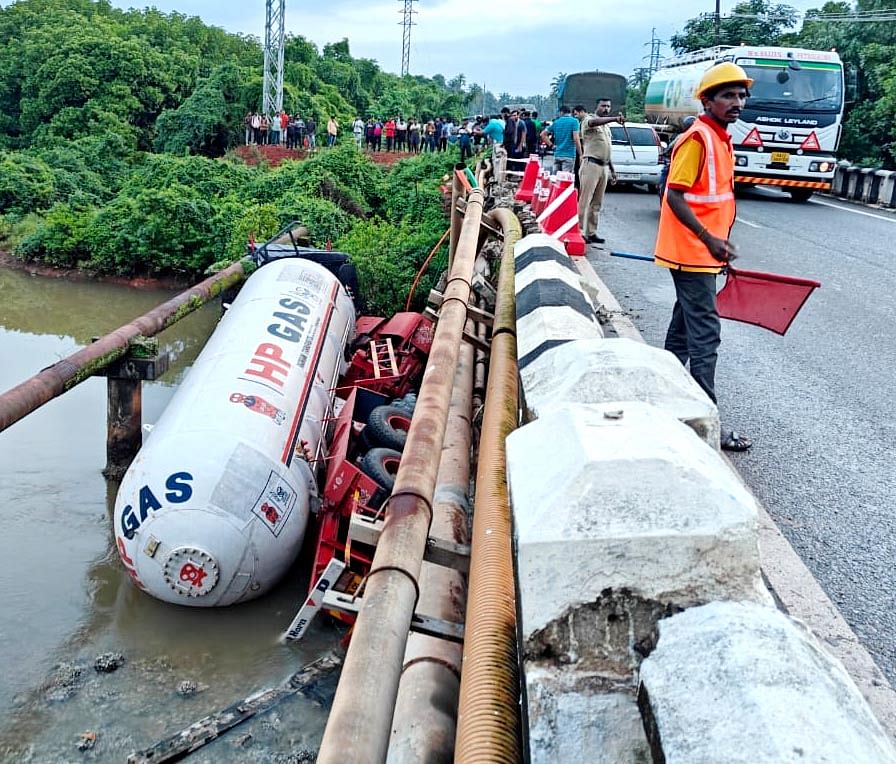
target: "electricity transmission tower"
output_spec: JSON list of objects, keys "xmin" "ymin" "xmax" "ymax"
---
[
  {"xmin": 645, "ymin": 28, "xmax": 664, "ymax": 74},
  {"xmin": 263, "ymin": 0, "xmax": 286, "ymax": 115},
  {"xmin": 399, "ymin": 0, "xmax": 417, "ymax": 76}
]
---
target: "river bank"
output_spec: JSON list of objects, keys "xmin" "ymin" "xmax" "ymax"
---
[{"xmin": 0, "ymin": 251, "xmax": 196, "ymax": 291}]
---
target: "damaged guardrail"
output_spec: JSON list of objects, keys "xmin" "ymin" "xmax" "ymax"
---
[{"xmin": 505, "ymin": 232, "xmax": 896, "ymax": 762}]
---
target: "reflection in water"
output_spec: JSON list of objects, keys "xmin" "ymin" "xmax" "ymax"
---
[
  {"xmin": 0, "ymin": 267, "xmax": 219, "ymax": 386},
  {"xmin": 0, "ymin": 267, "xmax": 179, "ymax": 344},
  {"xmin": 0, "ymin": 267, "xmax": 336, "ymax": 761}
]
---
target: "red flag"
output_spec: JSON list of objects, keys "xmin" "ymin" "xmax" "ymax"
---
[{"xmin": 717, "ymin": 267, "xmax": 820, "ymax": 335}]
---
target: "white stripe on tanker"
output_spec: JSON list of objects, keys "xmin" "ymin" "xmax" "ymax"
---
[{"xmin": 114, "ymin": 259, "xmax": 356, "ymax": 606}]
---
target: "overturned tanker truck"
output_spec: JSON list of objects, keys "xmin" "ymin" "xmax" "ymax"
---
[{"xmin": 113, "ymin": 229, "xmax": 432, "ymax": 609}]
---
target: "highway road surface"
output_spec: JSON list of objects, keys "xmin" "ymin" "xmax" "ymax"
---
[{"xmin": 589, "ymin": 185, "xmax": 896, "ymax": 685}]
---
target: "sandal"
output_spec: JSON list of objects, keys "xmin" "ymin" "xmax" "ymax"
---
[{"xmin": 721, "ymin": 430, "xmax": 753, "ymax": 452}]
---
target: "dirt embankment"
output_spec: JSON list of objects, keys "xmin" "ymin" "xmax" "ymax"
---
[
  {"xmin": 232, "ymin": 143, "xmax": 418, "ymax": 168},
  {"xmin": 0, "ymin": 251, "xmax": 192, "ymax": 291}
]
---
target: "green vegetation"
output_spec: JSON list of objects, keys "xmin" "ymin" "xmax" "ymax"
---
[
  {"xmin": 0, "ymin": 0, "xmax": 518, "ymax": 314},
  {"xmin": 671, "ymin": 0, "xmax": 896, "ymax": 168}
]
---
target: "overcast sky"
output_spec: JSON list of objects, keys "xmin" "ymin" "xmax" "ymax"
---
[{"xmin": 19, "ymin": 0, "xmax": 832, "ymax": 95}]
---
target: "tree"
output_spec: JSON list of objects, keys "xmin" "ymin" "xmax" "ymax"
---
[
  {"xmin": 154, "ymin": 64, "xmax": 244, "ymax": 156},
  {"xmin": 447, "ymin": 74, "xmax": 466, "ymax": 92},
  {"xmin": 671, "ymin": 0, "xmax": 799, "ymax": 53},
  {"xmin": 549, "ymin": 72, "xmax": 567, "ymax": 99}
]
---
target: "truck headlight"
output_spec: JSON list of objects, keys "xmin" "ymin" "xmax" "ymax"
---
[
  {"xmin": 809, "ymin": 161, "xmax": 833, "ymax": 173},
  {"xmin": 735, "ymin": 155, "xmax": 748, "ymax": 167}
]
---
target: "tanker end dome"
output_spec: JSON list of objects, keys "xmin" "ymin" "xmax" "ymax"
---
[{"xmin": 114, "ymin": 258, "xmax": 356, "ymax": 607}]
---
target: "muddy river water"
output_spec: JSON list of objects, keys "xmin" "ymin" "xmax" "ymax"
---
[{"xmin": 0, "ymin": 267, "xmax": 336, "ymax": 762}]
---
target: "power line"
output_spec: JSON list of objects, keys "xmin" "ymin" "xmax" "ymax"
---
[{"xmin": 707, "ymin": 10, "xmax": 896, "ymax": 23}]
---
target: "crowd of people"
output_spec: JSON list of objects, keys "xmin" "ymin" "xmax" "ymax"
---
[
  {"xmin": 348, "ymin": 116, "xmax": 481, "ymax": 157},
  {"xmin": 242, "ymin": 108, "xmax": 551, "ymax": 160},
  {"xmin": 244, "ymin": 111, "xmax": 320, "ymax": 150}
]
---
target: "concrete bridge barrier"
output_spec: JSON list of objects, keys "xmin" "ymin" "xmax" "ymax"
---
[
  {"xmin": 861, "ymin": 167, "xmax": 879, "ymax": 203},
  {"xmin": 880, "ymin": 170, "xmax": 896, "ymax": 208},
  {"xmin": 520, "ymin": 337, "xmax": 720, "ymax": 447},
  {"xmin": 639, "ymin": 601, "xmax": 896, "ymax": 763},
  {"xmin": 514, "ymin": 234, "xmax": 603, "ymax": 369},
  {"xmin": 832, "ymin": 160, "xmax": 851, "ymax": 197},
  {"xmin": 506, "ymin": 229, "xmax": 895, "ymax": 760},
  {"xmin": 847, "ymin": 166, "xmax": 865, "ymax": 200},
  {"xmin": 832, "ymin": 161, "xmax": 896, "ymax": 207}
]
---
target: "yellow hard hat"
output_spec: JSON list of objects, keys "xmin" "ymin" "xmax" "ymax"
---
[{"xmin": 695, "ymin": 62, "xmax": 754, "ymax": 98}]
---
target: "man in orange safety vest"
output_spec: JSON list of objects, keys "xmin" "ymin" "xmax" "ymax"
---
[{"xmin": 654, "ymin": 61, "xmax": 754, "ymax": 451}]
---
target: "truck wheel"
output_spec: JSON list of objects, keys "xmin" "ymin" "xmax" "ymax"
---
[
  {"xmin": 365, "ymin": 405, "xmax": 412, "ymax": 451},
  {"xmin": 789, "ymin": 188, "xmax": 813, "ymax": 202},
  {"xmin": 359, "ymin": 448, "xmax": 401, "ymax": 492}
]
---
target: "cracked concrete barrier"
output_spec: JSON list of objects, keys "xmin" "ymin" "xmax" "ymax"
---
[
  {"xmin": 514, "ymin": 234, "xmax": 603, "ymax": 369},
  {"xmin": 639, "ymin": 601, "xmax": 896, "ymax": 763},
  {"xmin": 507, "ymin": 401, "xmax": 768, "ymax": 675},
  {"xmin": 520, "ymin": 337, "xmax": 720, "ymax": 448},
  {"xmin": 527, "ymin": 666, "xmax": 650, "ymax": 764}
]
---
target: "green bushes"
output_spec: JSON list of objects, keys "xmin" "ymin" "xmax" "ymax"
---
[
  {"xmin": 15, "ymin": 203, "xmax": 94, "ymax": 268},
  {"xmin": 84, "ymin": 185, "xmax": 218, "ymax": 275},
  {"xmin": 0, "ymin": 151, "xmax": 56, "ymax": 214},
  {"xmin": 2, "ymin": 145, "xmax": 454, "ymax": 315},
  {"xmin": 336, "ymin": 216, "xmax": 448, "ymax": 317}
]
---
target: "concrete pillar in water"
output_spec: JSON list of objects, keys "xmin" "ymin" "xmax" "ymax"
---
[{"xmin": 100, "ymin": 336, "xmax": 168, "ymax": 480}]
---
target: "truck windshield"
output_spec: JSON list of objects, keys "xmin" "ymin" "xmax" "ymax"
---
[{"xmin": 740, "ymin": 62, "xmax": 843, "ymax": 112}]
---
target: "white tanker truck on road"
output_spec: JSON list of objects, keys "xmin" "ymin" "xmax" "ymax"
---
[{"xmin": 646, "ymin": 45, "xmax": 845, "ymax": 202}]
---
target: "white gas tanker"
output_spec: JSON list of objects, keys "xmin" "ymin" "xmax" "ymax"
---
[
  {"xmin": 646, "ymin": 45, "xmax": 845, "ymax": 201},
  {"xmin": 114, "ymin": 258, "xmax": 356, "ymax": 606}
]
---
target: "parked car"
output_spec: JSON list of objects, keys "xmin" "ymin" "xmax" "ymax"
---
[{"xmin": 609, "ymin": 122, "xmax": 663, "ymax": 192}]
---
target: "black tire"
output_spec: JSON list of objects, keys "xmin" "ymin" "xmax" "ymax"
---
[
  {"xmin": 359, "ymin": 447, "xmax": 402, "ymax": 492},
  {"xmin": 789, "ymin": 188, "xmax": 813, "ymax": 202},
  {"xmin": 365, "ymin": 405, "xmax": 412, "ymax": 451}
]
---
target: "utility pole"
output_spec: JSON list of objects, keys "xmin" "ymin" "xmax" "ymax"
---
[
  {"xmin": 263, "ymin": 0, "xmax": 286, "ymax": 115},
  {"xmin": 399, "ymin": 0, "xmax": 417, "ymax": 76},
  {"xmin": 714, "ymin": 0, "xmax": 722, "ymax": 46}
]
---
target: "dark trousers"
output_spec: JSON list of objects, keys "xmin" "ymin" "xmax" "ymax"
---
[{"xmin": 664, "ymin": 269, "xmax": 720, "ymax": 403}]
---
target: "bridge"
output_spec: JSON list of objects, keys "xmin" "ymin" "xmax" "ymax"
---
[{"xmin": 1, "ymin": 153, "xmax": 896, "ymax": 761}]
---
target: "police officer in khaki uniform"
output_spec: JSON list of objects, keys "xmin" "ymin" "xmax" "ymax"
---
[{"xmin": 578, "ymin": 98, "xmax": 624, "ymax": 244}]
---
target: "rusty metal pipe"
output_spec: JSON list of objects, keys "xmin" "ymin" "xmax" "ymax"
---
[
  {"xmin": 387, "ymin": 336, "xmax": 474, "ymax": 763},
  {"xmin": 449, "ymin": 169, "xmax": 465, "ymax": 267},
  {"xmin": 455, "ymin": 206, "xmax": 523, "ymax": 761},
  {"xmin": 318, "ymin": 188, "xmax": 485, "ymax": 763},
  {"xmin": 0, "ymin": 261, "xmax": 246, "ymax": 433},
  {"xmin": 473, "ymin": 295, "xmax": 488, "ymax": 412}
]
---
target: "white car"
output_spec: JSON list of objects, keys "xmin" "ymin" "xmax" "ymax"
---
[{"xmin": 609, "ymin": 122, "xmax": 663, "ymax": 192}]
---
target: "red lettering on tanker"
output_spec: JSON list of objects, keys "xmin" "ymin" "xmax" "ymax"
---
[
  {"xmin": 116, "ymin": 536, "xmax": 145, "ymax": 589},
  {"xmin": 244, "ymin": 342, "xmax": 292, "ymax": 388},
  {"xmin": 179, "ymin": 563, "xmax": 208, "ymax": 588},
  {"xmin": 230, "ymin": 392, "xmax": 287, "ymax": 424}
]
